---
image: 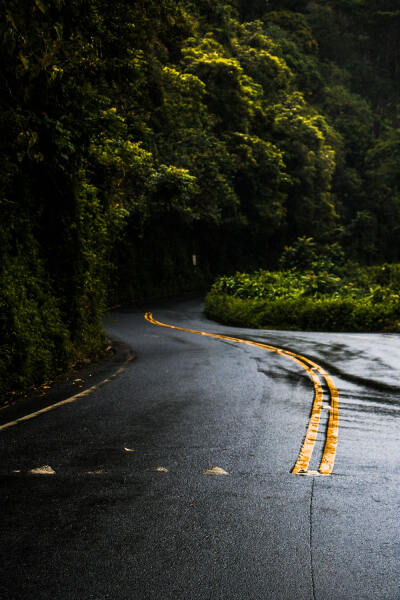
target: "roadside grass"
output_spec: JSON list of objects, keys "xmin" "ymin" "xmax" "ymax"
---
[{"xmin": 205, "ymin": 264, "xmax": 400, "ymax": 332}]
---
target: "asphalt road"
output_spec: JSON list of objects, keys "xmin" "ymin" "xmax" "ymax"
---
[{"xmin": 1, "ymin": 297, "xmax": 399, "ymax": 599}]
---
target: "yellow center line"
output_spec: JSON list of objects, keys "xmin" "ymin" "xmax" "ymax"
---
[{"xmin": 145, "ymin": 312, "xmax": 339, "ymax": 475}]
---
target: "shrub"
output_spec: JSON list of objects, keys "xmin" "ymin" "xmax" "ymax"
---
[
  {"xmin": 205, "ymin": 263, "xmax": 400, "ymax": 332},
  {"xmin": 0, "ymin": 252, "xmax": 73, "ymax": 393}
]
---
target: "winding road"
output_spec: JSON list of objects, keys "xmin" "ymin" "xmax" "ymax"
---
[{"xmin": 1, "ymin": 297, "xmax": 399, "ymax": 599}]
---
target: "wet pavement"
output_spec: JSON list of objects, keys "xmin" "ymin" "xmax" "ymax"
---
[{"xmin": 1, "ymin": 297, "xmax": 399, "ymax": 599}]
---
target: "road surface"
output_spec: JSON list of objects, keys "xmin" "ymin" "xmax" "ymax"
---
[{"xmin": 1, "ymin": 297, "xmax": 399, "ymax": 599}]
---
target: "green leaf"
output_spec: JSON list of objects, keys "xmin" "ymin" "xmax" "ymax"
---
[{"xmin": 35, "ymin": 0, "xmax": 47, "ymax": 14}]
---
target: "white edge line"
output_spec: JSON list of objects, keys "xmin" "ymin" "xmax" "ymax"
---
[{"xmin": 0, "ymin": 353, "xmax": 134, "ymax": 432}]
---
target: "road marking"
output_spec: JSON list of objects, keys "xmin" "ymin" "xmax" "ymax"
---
[
  {"xmin": 145, "ymin": 313, "xmax": 339, "ymax": 475},
  {"xmin": 0, "ymin": 352, "xmax": 134, "ymax": 432}
]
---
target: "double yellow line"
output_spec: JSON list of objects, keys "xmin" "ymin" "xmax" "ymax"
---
[{"xmin": 145, "ymin": 312, "xmax": 339, "ymax": 475}]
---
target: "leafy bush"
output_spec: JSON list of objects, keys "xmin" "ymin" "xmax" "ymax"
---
[
  {"xmin": 205, "ymin": 260, "xmax": 400, "ymax": 332},
  {"xmin": 0, "ymin": 250, "xmax": 73, "ymax": 392},
  {"xmin": 279, "ymin": 236, "xmax": 317, "ymax": 271}
]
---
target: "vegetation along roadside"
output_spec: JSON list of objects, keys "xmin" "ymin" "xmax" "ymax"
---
[
  {"xmin": 205, "ymin": 238, "xmax": 400, "ymax": 332},
  {"xmin": 2, "ymin": 1, "xmax": 400, "ymax": 392}
]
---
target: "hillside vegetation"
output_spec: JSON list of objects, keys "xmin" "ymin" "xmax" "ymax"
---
[{"xmin": 1, "ymin": 0, "xmax": 400, "ymax": 390}]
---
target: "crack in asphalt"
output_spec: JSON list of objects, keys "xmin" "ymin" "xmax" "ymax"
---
[{"xmin": 310, "ymin": 478, "xmax": 317, "ymax": 600}]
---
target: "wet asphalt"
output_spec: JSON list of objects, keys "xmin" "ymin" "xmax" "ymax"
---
[{"xmin": 1, "ymin": 297, "xmax": 399, "ymax": 599}]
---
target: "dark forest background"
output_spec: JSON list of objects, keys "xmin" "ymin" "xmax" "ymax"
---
[{"xmin": 2, "ymin": 0, "xmax": 400, "ymax": 391}]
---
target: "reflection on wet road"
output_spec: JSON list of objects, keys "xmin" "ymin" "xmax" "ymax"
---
[
  {"xmin": 1, "ymin": 298, "xmax": 399, "ymax": 600},
  {"xmin": 145, "ymin": 312, "xmax": 340, "ymax": 476},
  {"xmin": 253, "ymin": 328, "xmax": 400, "ymax": 477}
]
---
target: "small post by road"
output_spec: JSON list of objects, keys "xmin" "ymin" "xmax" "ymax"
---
[{"xmin": 192, "ymin": 254, "xmax": 197, "ymax": 267}]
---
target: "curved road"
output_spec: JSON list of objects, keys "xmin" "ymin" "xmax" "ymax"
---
[{"xmin": 1, "ymin": 297, "xmax": 399, "ymax": 599}]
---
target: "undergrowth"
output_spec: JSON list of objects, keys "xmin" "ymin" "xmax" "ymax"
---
[{"xmin": 205, "ymin": 263, "xmax": 400, "ymax": 332}]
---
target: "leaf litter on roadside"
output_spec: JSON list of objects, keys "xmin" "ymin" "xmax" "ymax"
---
[
  {"xmin": 202, "ymin": 466, "xmax": 229, "ymax": 476},
  {"xmin": 29, "ymin": 465, "xmax": 56, "ymax": 475}
]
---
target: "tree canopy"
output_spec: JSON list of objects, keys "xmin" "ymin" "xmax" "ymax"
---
[{"xmin": 1, "ymin": 0, "xmax": 400, "ymax": 391}]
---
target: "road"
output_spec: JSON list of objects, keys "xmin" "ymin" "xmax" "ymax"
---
[{"xmin": 1, "ymin": 297, "xmax": 399, "ymax": 599}]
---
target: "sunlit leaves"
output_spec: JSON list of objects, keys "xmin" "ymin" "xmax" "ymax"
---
[{"xmin": 2, "ymin": 0, "xmax": 400, "ymax": 393}]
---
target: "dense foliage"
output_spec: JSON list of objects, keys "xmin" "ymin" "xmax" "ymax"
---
[
  {"xmin": 205, "ymin": 239, "xmax": 400, "ymax": 331},
  {"xmin": 1, "ymin": 0, "xmax": 400, "ymax": 390}
]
